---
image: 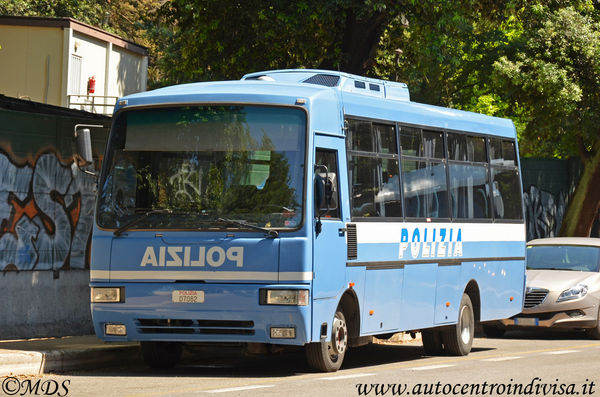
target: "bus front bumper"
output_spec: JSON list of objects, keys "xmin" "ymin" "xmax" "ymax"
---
[{"xmin": 91, "ymin": 282, "xmax": 311, "ymax": 346}]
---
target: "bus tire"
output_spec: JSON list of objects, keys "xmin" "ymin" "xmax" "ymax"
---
[
  {"xmin": 305, "ymin": 310, "xmax": 347, "ymax": 372},
  {"xmin": 140, "ymin": 341, "xmax": 182, "ymax": 369},
  {"xmin": 421, "ymin": 329, "xmax": 444, "ymax": 355},
  {"xmin": 442, "ymin": 293, "xmax": 474, "ymax": 356}
]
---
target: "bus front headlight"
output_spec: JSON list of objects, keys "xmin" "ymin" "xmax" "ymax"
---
[
  {"xmin": 91, "ymin": 287, "xmax": 124, "ymax": 303},
  {"xmin": 262, "ymin": 289, "xmax": 309, "ymax": 306}
]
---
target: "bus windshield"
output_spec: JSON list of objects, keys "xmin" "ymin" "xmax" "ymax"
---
[{"xmin": 97, "ymin": 105, "xmax": 306, "ymax": 231}]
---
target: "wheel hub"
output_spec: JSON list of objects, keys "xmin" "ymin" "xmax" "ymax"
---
[
  {"xmin": 331, "ymin": 316, "xmax": 347, "ymax": 355},
  {"xmin": 459, "ymin": 305, "xmax": 473, "ymax": 344}
]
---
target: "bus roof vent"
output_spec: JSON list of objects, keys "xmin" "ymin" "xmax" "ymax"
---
[
  {"xmin": 302, "ymin": 74, "xmax": 340, "ymax": 87},
  {"xmin": 245, "ymin": 75, "xmax": 275, "ymax": 81}
]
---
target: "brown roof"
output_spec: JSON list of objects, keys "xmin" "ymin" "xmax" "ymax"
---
[{"xmin": 0, "ymin": 15, "xmax": 147, "ymax": 56}]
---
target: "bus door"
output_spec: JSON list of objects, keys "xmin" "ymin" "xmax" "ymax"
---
[{"xmin": 312, "ymin": 144, "xmax": 346, "ymax": 300}]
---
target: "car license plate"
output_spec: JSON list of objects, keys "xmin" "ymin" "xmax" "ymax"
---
[
  {"xmin": 514, "ymin": 317, "xmax": 538, "ymax": 326},
  {"xmin": 172, "ymin": 290, "xmax": 204, "ymax": 303}
]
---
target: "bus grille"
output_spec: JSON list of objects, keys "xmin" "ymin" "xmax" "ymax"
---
[
  {"xmin": 136, "ymin": 319, "xmax": 255, "ymax": 335},
  {"xmin": 347, "ymin": 224, "xmax": 357, "ymax": 260},
  {"xmin": 303, "ymin": 74, "xmax": 340, "ymax": 87},
  {"xmin": 524, "ymin": 288, "xmax": 549, "ymax": 308}
]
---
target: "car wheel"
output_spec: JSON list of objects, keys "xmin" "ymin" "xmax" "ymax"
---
[{"xmin": 442, "ymin": 293, "xmax": 474, "ymax": 356}]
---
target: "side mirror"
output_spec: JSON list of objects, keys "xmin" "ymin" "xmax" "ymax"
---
[
  {"xmin": 314, "ymin": 173, "xmax": 325, "ymax": 213},
  {"xmin": 314, "ymin": 164, "xmax": 338, "ymax": 236},
  {"xmin": 75, "ymin": 128, "xmax": 94, "ymax": 167},
  {"xmin": 73, "ymin": 123, "xmax": 104, "ymax": 176},
  {"xmin": 319, "ymin": 172, "xmax": 338, "ymax": 211}
]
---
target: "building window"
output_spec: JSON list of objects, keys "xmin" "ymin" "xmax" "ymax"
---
[{"xmin": 69, "ymin": 55, "xmax": 82, "ymax": 94}]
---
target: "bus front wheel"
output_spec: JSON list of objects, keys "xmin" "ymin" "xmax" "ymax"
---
[
  {"xmin": 442, "ymin": 293, "xmax": 474, "ymax": 356},
  {"xmin": 305, "ymin": 310, "xmax": 347, "ymax": 372},
  {"xmin": 140, "ymin": 341, "xmax": 183, "ymax": 369}
]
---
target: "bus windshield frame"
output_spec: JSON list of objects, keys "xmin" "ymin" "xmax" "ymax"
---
[{"xmin": 96, "ymin": 104, "xmax": 308, "ymax": 233}]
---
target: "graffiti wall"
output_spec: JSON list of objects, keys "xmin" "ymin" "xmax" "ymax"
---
[
  {"xmin": 0, "ymin": 147, "xmax": 96, "ymax": 270},
  {"xmin": 523, "ymin": 185, "xmax": 568, "ymax": 241},
  {"xmin": 521, "ymin": 158, "xmax": 581, "ymax": 241}
]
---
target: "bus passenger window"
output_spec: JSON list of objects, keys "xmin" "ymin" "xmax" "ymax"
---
[
  {"xmin": 489, "ymin": 138, "xmax": 523, "ymax": 220},
  {"xmin": 447, "ymin": 133, "xmax": 491, "ymax": 219},
  {"xmin": 347, "ymin": 119, "xmax": 401, "ymax": 219},
  {"xmin": 402, "ymin": 159, "xmax": 448, "ymax": 218},
  {"xmin": 399, "ymin": 126, "xmax": 449, "ymax": 219}
]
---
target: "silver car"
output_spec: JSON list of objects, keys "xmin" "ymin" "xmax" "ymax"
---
[{"xmin": 484, "ymin": 237, "xmax": 600, "ymax": 338}]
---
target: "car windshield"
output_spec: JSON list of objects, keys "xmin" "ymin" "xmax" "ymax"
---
[
  {"xmin": 97, "ymin": 105, "xmax": 306, "ymax": 231},
  {"xmin": 526, "ymin": 245, "xmax": 600, "ymax": 272}
]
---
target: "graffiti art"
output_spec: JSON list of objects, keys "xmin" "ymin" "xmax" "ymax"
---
[{"xmin": 0, "ymin": 146, "xmax": 96, "ymax": 271}]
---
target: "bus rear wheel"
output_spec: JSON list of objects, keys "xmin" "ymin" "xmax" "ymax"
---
[
  {"xmin": 442, "ymin": 293, "xmax": 474, "ymax": 356},
  {"xmin": 305, "ymin": 310, "xmax": 347, "ymax": 372},
  {"xmin": 140, "ymin": 341, "xmax": 183, "ymax": 369}
]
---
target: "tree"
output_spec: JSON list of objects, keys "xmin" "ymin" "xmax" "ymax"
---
[
  {"xmin": 153, "ymin": 0, "xmax": 409, "ymax": 85},
  {"xmin": 493, "ymin": 2, "xmax": 600, "ymax": 236}
]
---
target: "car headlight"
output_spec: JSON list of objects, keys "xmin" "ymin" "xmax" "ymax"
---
[
  {"xmin": 557, "ymin": 284, "xmax": 588, "ymax": 302},
  {"xmin": 260, "ymin": 289, "xmax": 309, "ymax": 306}
]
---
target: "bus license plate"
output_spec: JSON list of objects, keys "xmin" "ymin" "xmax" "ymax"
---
[{"xmin": 172, "ymin": 290, "xmax": 205, "ymax": 303}]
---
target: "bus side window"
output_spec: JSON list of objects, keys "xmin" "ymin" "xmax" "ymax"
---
[
  {"xmin": 315, "ymin": 149, "xmax": 340, "ymax": 219},
  {"xmin": 347, "ymin": 119, "xmax": 401, "ymax": 219},
  {"xmin": 489, "ymin": 138, "xmax": 523, "ymax": 220},
  {"xmin": 400, "ymin": 127, "xmax": 449, "ymax": 219}
]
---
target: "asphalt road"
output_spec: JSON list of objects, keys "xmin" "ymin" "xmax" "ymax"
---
[{"xmin": 14, "ymin": 330, "xmax": 600, "ymax": 397}]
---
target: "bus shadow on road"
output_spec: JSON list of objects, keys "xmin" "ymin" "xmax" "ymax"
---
[
  {"xmin": 80, "ymin": 341, "xmax": 496, "ymax": 378},
  {"xmin": 483, "ymin": 329, "xmax": 591, "ymax": 341}
]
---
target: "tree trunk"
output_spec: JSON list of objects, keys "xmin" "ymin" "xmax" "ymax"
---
[
  {"xmin": 560, "ymin": 146, "xmax": 600, "ymax": 237},
  {"xmin": 319, "ymin": 9, "xmax": 390, "ymax": 75}
]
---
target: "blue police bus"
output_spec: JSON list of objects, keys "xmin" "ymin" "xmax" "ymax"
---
[{"xmin": 88, "ymin": 69, "xmax": 526, "ymax": 372}]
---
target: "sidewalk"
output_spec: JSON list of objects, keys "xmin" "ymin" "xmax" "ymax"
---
[{"xmin": 0, "ymin": 335, "xmax": 139, "ymax": 376}]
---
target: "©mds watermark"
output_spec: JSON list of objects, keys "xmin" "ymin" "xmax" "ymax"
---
[{"xmin": 2, "ymin": 377, "xmax": 70, "ymax": 396}]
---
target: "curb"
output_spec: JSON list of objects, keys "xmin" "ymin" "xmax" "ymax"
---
[{"xmin": 0, "ymin": 345, "xmax": 139, "ymax": 376}]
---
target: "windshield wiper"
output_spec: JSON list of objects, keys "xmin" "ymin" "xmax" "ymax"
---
[
  {"xmin": 113, "ymin": 209, "xmax": 174, "ymax": 236},
  {"xmin": 216, "ymin": 218, "xmax": 279, "ymax": 238}
]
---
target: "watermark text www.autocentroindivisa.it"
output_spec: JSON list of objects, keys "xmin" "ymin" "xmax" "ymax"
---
[
  {"xmin": 2, "ymin": 377, "xmax": 70, "ymax": 396},
  {"xmin": 356, "ymin": 378, "xmax": 596, "ymax": 396}
]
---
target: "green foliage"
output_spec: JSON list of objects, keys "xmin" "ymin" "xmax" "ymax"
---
[
  {"xmin": 493, "ymin": 2, "xmax": 600, "ymax": 158},
  {"xmin": 152, "ymin": 0, "xmax": 407, "ymax": 85}
]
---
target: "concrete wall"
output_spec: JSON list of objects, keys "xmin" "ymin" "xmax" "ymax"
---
[
  {"xmin": 0, "ymin": 270, "xmax": 93, "ymax": 339},
  {"xmin": 0, "ymin": 98, "xmax": 109, "ymax": 339}
]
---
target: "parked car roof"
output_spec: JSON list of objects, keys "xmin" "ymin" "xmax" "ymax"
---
[{"xmin": 527, "ymin": 237, "xmax": 600, "ymax": 247}]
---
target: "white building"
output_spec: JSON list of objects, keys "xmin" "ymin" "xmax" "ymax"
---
[{"xmin": 0, "ymin": 15, "xmax": 148, "ymax": 115}]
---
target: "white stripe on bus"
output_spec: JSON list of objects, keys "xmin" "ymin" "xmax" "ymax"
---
[
  {"xmin": 356, "ymin": 222, "xmax": 525, "ymax": 244},
  {"xmin": 90, "ymin": 270, "xmax": 313, "ymax": 282}
]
